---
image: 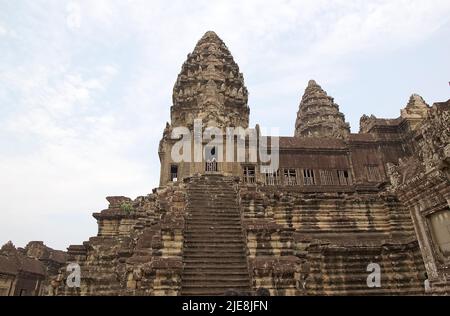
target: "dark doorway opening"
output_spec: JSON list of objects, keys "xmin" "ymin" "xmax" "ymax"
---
[{"xmin": 170, "ymin": 165, "xmax": 178, "ymax": 182}]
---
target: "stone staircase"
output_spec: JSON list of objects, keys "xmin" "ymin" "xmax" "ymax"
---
[{"xmin": 181, "ymin": 174, "xmax": 251, "ymax": 296}]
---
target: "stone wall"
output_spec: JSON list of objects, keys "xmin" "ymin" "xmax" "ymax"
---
[
  {"xmin": 240, "ymin": 186, "xmax": 426, "ymax": 295},
  {"xmin": 56, "ymin": 182, "xmax": 187, "ymax": 296},
  {"xmin": 387, "ymin": 100, "xmax": 450, "ymax": 294}
]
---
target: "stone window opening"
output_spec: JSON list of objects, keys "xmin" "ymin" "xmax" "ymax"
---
[
  {"xmin": 243, "ymin": 166, "xmax": 256, "ymax": 184},
  {"xmin": 303, "ymin": 169, "xmax": 315, "ymax": 185},
  {"xmin": 265, "ymin": 170, "xmax": 280, "ymax": 185},
  {"xmin": 337, "ymin": 170, "xmax": 350, "ymax": 185},
  {"xmin": 319, "ymin": 170, "xmax": 334, "ymax": 185},
  {"xmin": 428, "ymin": 210, "xmax": 450, "ymax": 258},
  {"xmin": 366, "ymin": 165, "xmax": 381, "ymax": 182},
  {"xmin": 170, "ymin": 165, "xmax": 178, "ymax": 182},
  {"xmin": 284, "ymin": 169, "xmax": 298, "ymax": 185}
]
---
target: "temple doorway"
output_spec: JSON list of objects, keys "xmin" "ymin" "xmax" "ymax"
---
[{"xmin": 205, "ymin": 146, "xmax": 218, "ymax": 172}]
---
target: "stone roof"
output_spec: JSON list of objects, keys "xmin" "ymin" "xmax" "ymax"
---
[
  {"xmin": 0, "ymin": 241, "xmax": 51, "ymax": 276},
  {"xmin": 0, "ymin": 253, "xmax": 45, "ymax": 276},
  {"xmin": 348, "ymin": 133, "xmax": 378, "ymax": 142},
  {"xmin": 0, "ymin": 255, "xmax": 19, "ymax": 275},
  {"xmin": 23, "ymin": 241, "xmax": 67, "ymax": 264},
  {"xmin": 359, "ymin": 114, "xmax": 403, "ymax": 133},
  {"xmin": 18, "ymin": 256, "xmax": 46, "ymax": 275},
  {"xmin": 279, "ymin": 136, "xmax": 346, "ymax": 149}
]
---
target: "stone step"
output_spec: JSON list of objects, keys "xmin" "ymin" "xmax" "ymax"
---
[
  {"xmin": 183, "ymin": 261, "xmax": 247, "ymax": 266},
  {"xmin": 184, "ymin": 252, "xmax": 246, "ymax": 256},
  {"xmin": 187, "ymin": 206, "xmax": 240, "ymax": 210},
  {"xmin": 183, "ymin": 242, "xmax": 247, "ymax": 249},
  {"xmin": 183, "ymin": 269, "xmax": 249, "ymax": 275},
  {"xmin": 184, "ymin": 243, "xmax": 246, "ymax": 249},
  {"xmin": 187, "ymin": 215, "xmax": 241, "ymax": 220},
  {"xmin": 181, "ymin": 285, "xmax": 251, "ymax": 296},
  {"xmin": 184, "ymin": 235, "xmax": 245, "ymax": 241},
  {"xmin": 186, "ymin": 219, "xmax": 242, "ymax": 224},
  {"xmin": 185, "ymin": 225, "xmax": 242, "ymax": 230},
  {"xmin": 186, "ymin": 224, "xmax": 244, "ymax": 229},
  {"xmin": 188, "ymin": 186, "xmax": 235, "ymax": 190},
  {"xmin": 188, "ymin": 190, "xmax": 236, "ymax": 194},
  {"xmin": 187, "ymin": 205, "xmax": 240, "ymax": 210},
  {"xmin": 188, "ymin": 194, "xmax": 235, "ymax": 197},
  {"xmin": 181, "ymin": 281, "xmax": 250, "ymax": 289},
  {"xmin": 184, "ymin": 234, "xmax": 245, "ymax": 239},
  {"xmin": 185, "ymin": 225, "xmax": 242, "ymax": 229},
  {"xmin": 182, "ymin": 276, "xmax": 250, "ymax": 283},
  {"xmin": 187, "ymin": 216, "xmax": 241, "ymax": 220},
  {"xmin": 185, "ymin": 230, "xmax": 244, "ymax": 235},
  {"xmin": 183, "ymin": 252, "xmax": 247, "ymax": 258},
  {"xmin": 186, "ymin": 220, "xmax": 242, "ymax": 225},
  {"xmin": 187, "ymin": 206, "xmax": 239, "ymax": 210},
  {"xmin": 188, "ymin": 193, "xmax": 237, "ymax": 196},
  {"xmin": 184, "ymin": 248, "xmax": 246, "ymax": 252},
  {"xmin": 188, "ymin": 212, "xmax": 240, "ymax": 216},
  {"xmin": 188, "ymin": 191, "xmax": 235, "ymax": 194},
  {"xmin": 184, "ymin": 252, "xmax": 247, "ymax": 258},
  {"xmin": 184, "ymin": 257, "xmax": 248, "ymax": 264},
  {"xmin": 187, "ymin": 213, "xmax": 241, "ymax": 218},
  {"xmin": 188, "ymin": 203, "xmax": 238, "ymax": 207},
  {"xmin": 187, "ymin": 211, "xmax": 240, "ymax": 215}
]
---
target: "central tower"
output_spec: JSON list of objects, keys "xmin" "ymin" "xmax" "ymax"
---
[
  {"xmin": 159, "ymin": 31, "xmax": 251, "ymax": 186},
  {"xmin": 171, "ymin": 31, "xmax": 250, "ymax": 129}
]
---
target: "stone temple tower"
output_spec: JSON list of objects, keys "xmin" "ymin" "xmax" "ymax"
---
[
  {"xmin": 294, "ymin": 80, "xmax": 350, "ymax": 139},
  {"xmin": 159, "ymin": 31, "xmax": 251, "ymax": 186},
  {"xmin": 170, "ymin": 31, "xmax": 250, "ymax": 129}
]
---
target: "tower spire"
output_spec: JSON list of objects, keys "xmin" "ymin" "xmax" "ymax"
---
[
  {"xmin": 294, "ymin": 80, "xmax": 350, "ymax": 139},
  {"xmin": 401, "ymin": 93, "xmax": 429, "ymax": 119},
  {"xmin": 171, "ymin": 31, "xmax": 249, "ymax": 129}
]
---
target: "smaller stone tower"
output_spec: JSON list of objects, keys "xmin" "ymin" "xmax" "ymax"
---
[
  {"xmin": 294, "ymin": 80, "xmax": 350, "ymax": 139},
  {"xmin": 400, "ymin": 94, "xmax": 430, "ymax": 130}
]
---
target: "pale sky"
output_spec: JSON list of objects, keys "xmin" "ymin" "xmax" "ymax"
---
[{"xmin": 0, "ymin": 0, "xmax": 449, "ymax": 250}]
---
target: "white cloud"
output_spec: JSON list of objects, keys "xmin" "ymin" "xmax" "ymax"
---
[
  {"xmin": 0, "ymin": 24, "xmax": 6, "ymax": 36},
  {"xmin": 310, "ymin": 0, "xmax": 450, "ymax": 57},
  {"xmin": 66, "ymin": 2, "xmax": 82, "ymax": 30}
]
